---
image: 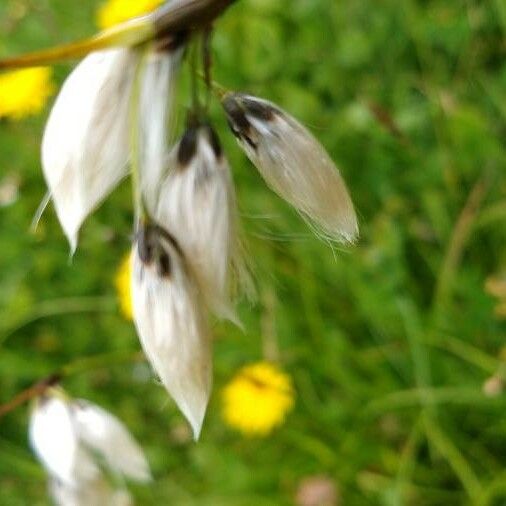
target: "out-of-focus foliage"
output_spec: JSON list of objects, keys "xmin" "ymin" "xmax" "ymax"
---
[{"xmin": 0, "ymin": 0, "xmax": 505, "ymax": 504}]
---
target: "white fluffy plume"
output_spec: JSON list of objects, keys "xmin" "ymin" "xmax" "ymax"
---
[
  {"xmin": 42, "ymin": 41, "xmax": 184, "ymax": 251},
  {"xmin": 222, "ymin": 93, "xmax": 359, "ymax": 243},
  {"xmin": 71, "ymin": 400, "xmax": 151, "ymax": 483},
  {"xmin": 42, "ymin": 48, "xmax": 138, "ymax": 252},
  {"xmin": 29, "ymin": 390, "xmax": 151, "ymax": 489},
  {"xmin": 131, "ymin": 223, "xmax": 212, "ymax": 440},
  {"xmin": 29, "ymin": 395, "xmax": 98, "ymax": 487},
  {"xmin": 156, "ymin": 124, "xmax": 240, "ymax": 323}
]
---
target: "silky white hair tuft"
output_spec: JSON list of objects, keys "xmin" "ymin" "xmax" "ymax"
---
[
  {"xmin": 156, "ymin": 124, "xmax": 242, "ymax": 324},
  {"xmin": 131, "ymin": 224, "xmax": 212, "ymax": 440},
  {"xmin": 222, "ymin": 93, "xmax": 359, "ymax": 244},
  {"xmin": 42, "ymin": 48, "xmax": 138, "ymax": 252}
]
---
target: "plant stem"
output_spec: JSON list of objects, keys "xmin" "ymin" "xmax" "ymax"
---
[
  {"xmin": 129, "ymin": 46, "xmax": 150, "ymax": 222},
  {"xmin": 0, "ymin": 351, "xmax": 144, "ymax": 419}
]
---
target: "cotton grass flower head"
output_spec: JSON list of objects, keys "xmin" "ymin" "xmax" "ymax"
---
[
  {"xmin": 131, "ymin": 222, "xmax": 212, "ymax": 440},
  {"xmin": 115, "ymin": 252, "xmax": 133, "ymax": 320},
  {"xmin": 29, "ymin": 388, "xmax": 151, "ymax": 492},
  {"xmin": 222, "ymin": 361, "xmax": 295, "ymax": 436},
  {"xmin": 1, "ymin": 0, "xmax": 357, "ymax": 443},
  {"xmin": 0, "ymin": 67, "xmax": 54, "ymax": 120},
  {"xmin": 222, "ymin": 92, "xmax": 358, "ymax": 243},
  {"xmin": 98, "ymin": 0, "xmax": 164, "ymax": 29}
]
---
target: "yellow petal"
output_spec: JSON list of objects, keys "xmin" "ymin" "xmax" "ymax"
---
[
  {"xmin": 222, "ymin": 362, "xmax": 295, "ymax": 436},
  {"xmin": 97, "ymin": 0, "xmax": 164, "ymax": 29},
  {"xmin": 0, "ymin": 67, "xmax": 54, "ymax": 120}
]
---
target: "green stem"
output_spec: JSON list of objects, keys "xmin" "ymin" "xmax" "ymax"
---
[
  {"xmin": 129, "ymin": 45, "xmax": 150, "ymax": 222},
  {"xmin": 0, "ymin": 296, "xmax": 116, "ymax": 347},
  {"xmin": 392, "ymin": 417, "xmax": 423, "ymax": 506},
  {"xmin": 189, "ymin": 39, "xmax": 201, "ymax": 118},
  {"xmin": 61, "ymin": 350, "xmax": 143, "ymax": 376},
  {"xmin": 424, "ymin": 417, "xmax": 483, "ymax": 500}
]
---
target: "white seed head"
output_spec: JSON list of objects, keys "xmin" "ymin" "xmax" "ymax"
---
[
  {"xmin": 131, "ymin": 223, "xmax": 212, "ymax": 439},
  {"xmin": 42, "ymin": 48, "xmax": 138, "ymax": 252},
  {"xmin": 72, "ymin": 400, "xmax": 152, "ymax": 483},
  {"xmin": 222, "ymin": 93, "xmax": 359, "ymax": 243},
  {"xmin": 156, "ymin": 124, "xmax": 241, "ymax": 323},
  {"xmin": 29, "ymin": 395, "xmax": 99, "ymax": 487},
  {"xmin": 139, "ymin": 42, "xmax": 185, "ymax": 210},
  {"xmin": 29, "ymin": 390, "xmax": 151, "ymax": 488}
]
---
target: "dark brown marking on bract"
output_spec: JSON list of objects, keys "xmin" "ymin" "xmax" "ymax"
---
[
  {"xmin": 178, "ymin": 127, "xmax": 198, "ymax": 167},
  {"xmin": 138, "ymin": 225, "xmax": 156, "ymax": 264},
  {"xmin": 155, "ymin": 30, "xmax": 189, "ymax": 52},
  {"xmin": 205, "ymin": 124, "xmax": 222, "ymax": 158},
  {"xmin": 222, "ymin": 96, "xmax": 251, "ymax": 134},
  {"xmin": 157, "ymin": 251, "xmax": 172, "ymax": 278},
  {"xmin": 243, "ymin": 97, "xmax": 275, "ymax": 122},
  {"xmin": 155, "ymin": 225, "xmax": 185, "ymax": 259},
  {"xmin": 222, "ymin": 96, "xmax": 259, "ymax": 149}
]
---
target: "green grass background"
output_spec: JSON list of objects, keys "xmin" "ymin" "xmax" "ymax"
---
[{"xmin": 1, "ymin": 0, "xmax": 505, "ymax": 504}]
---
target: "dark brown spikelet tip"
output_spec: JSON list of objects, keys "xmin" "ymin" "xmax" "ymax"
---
[
  {"xmin": 157, "ymin": 251, "xmax": 172, "ymax": 278},
  {"xmin": 155, "ymin": 30, "xmax": 188, "ymax": 53},
  {"xmin": 138, "ymin": 224, "xmax": 156, "ymax": 265},
  {"xmin": 178, "ymin": 127, "xmax": 199, "ymax": 167},
  {"xmin": 156, "ymin": 225, "xmax": 185, "ymax": 259},
  {"xmin": 222, "ymin": 95, "xmax": 251, "ymax": 136},
  {"xmin": 243, "ymin": 97, "xmax": 275, "ymax": 122},
  {"xmin": 42, "ymin": 373, "xmax": 62, "ymax": 388},
  {"xmin": 205, "ymin": 124, "xmax": 222, "ymax": 158}
]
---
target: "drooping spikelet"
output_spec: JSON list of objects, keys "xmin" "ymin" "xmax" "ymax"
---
[
  {"xmin": 222, "ymin": 93, "xmax": 359, "ymax": 243},
  {"xmin": 29, "ymin": 389, "xmax": 151, "ymax": 488},
  {"xmin": 42, "ymin": 49, "xmax": 138, "ymax": 251},
  {"xmin": 156, "ymin": 123, "xmax": 241, "ymax": 323},
  {"xmin": 42, "ymin": 39, "xmax": 184, "ymax": 252},
  {"xmin": 131, "ymin": 222, "xmax": 212, "ymax": 439}
]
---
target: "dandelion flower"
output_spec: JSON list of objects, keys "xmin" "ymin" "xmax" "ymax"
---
[
  {"xmin": 97, "ymin": 0, "xmax": 164, "ymax": 29},
  {"xmin": 222, "ymin": 361, "xmax": 294, "ymax": 436},
  {"xmin": 115, "ymin": 253, "xmax": 133, "ymax": 320},
  {"xmin": 0, "ymin": 67, "xmax": 54, "ymax": 120}
]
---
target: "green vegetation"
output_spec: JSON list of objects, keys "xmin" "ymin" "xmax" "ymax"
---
[{"xmin": 1, "ymin": 0, "xmax": 505, "ymax": 504}]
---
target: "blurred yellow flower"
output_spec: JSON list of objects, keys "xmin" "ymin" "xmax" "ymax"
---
[
  {"xmin": 115, "ymin": 253, "xmax": 133, "ymax": 320},
  {"xmin": 0, "ymin": 67, "xmax": 54, "ymax": 120},
  {"xmin": 222, "ymin": 361, "xmax": 295, "ymax": 436},
  {"xmin": 97, "ymin": 0, "xmax": 164, "ymax": 29}
]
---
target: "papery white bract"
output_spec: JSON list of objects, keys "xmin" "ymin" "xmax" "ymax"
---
[
  {"xmin": 29, "ymin": 395, "xmax": 98, "ymax": 487},
  {"xmin": 29, "ymin": 389, "xmax": 151, "ymax": 494},
  {"xmin": 139, "ymin": 42, "xmax": 185, "ymax": 210},
  {"xmin": 72, "ymin": 400, "xmax": 151, "ymax": 483},
  {"xmin": 156, "ymin": 124, "xmax": 240, "ymax": 322},
  {"xmin": 222, "ymin": 93, "xmax": 359, "ymax": 243},
  {"xmin": 42, "ymin": 48, "xmax": 138, "ymax": 252},
  {"xmin": 131, "ymin": 223, "xmax": 212, "ymax": 440}
]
